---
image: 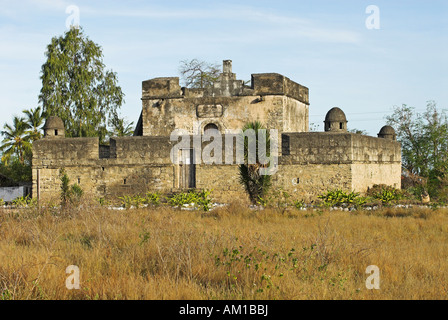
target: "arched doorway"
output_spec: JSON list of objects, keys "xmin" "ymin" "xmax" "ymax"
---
[{"xmin": 204, "ymin": 123, "xmax": 219, "ymax": 135}]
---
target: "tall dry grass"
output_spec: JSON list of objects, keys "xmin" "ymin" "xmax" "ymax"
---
[{"xmin": 1, "ymin": 199, "xmax": 448, "ymax": 300}]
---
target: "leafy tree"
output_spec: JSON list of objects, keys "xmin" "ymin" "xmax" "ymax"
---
[
  {"xmin": 0, "ymin": 116, "xmax": 32, "ymax": 165},
  {"xmin": 39, "ymin": 27, "xmax": 125, "ymax": 143},
  {"xmin": 237, "ymin": 121, "xmax": 272, "ymax": 205},
  {"xmin": 178, "ymin": 59, "xmax": 221, "ymax": 89},
  {"xmin": 0, "ymin": 159, "xmax": 32, "ymax": 184},
  {"xmin": 386, "ymin": 101, "xmax": 448, "ymax": 198},
  {"xmin": 386, "ymin": 101, "xmax": 448, "ymax": 177}
]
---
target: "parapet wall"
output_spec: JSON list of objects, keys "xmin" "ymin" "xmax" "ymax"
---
[
  {"xmin": 141, "ymin": 73, "xmax": 309, "ymax": 105},
  {"xmin": 251, "ymin": 73, "xmax": 309, "ymax": 105},
  {"xmin": 279, "ymin": 132, "xmax": 402, "ymax": 194},
  {"xmin": 32, "ymin": 131, "xmax": 401, "ymax": 203}
]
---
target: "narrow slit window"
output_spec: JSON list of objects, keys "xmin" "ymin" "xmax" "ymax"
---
[{"xmin": 55, "ymin": 129, "xmax": 58, "ymax": 136}]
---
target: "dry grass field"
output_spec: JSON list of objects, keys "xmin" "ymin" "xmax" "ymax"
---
[{"xmin": 1, "ymin": 199, "xmax": 448, "ymax": 300}]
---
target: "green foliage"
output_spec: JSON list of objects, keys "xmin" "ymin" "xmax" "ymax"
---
[
  {"xmin": 60, "ymin": 168, "xmax": 70, "ymax": 206},
  {"xmin": 39, "ymin": 27, "xmax": 125, "ymax": 143},
  {"xmin": 196, "ymin": 189, "xmax": 213, "ymax": 211},
  {"xmin": 118, "ymin": 194, "xmax": 147, "ymax": 209},
  {"xmin": 70, "ymin": 184, "xmax": 84, "ymax": 204},
  {"xmin": 12, "ymin": 195, "xmax": 36, "ymax": 208},
  {"xmin": 167, "ymin": 189, "xmax": 213, "ymax": 211},
  {"xmin": 0, "ymin": 198, "xmax": 4, "ymax": 207},
  {"xmin": 1, "ymin": 116, "xmax": 32, "ymax": 165},
  {"xmin": 0, "ymin": 159, "xmax": 32, "ymax": 183},
  {"xmin": 109, "ymin": 115, "xmax": 134, "ymax": 137},
  {"xmin": 353, "ymin": 196, "xmax": 368, "ymax": 208},
  {"xmin": 256, "ymin": 195, "xmax": 272, "ymax": 208},
  {"xmin": 97, "ymin": 197, "xmax": 108, "ymax": 207},
  {"xmin": 367, "ymin": 185, "xmax": 401, "ymax": 205},
  {"xmin": 144, "ymin": 192, "xmax": 161, "ymax": 206},
  {"xmin": 293, "ymin": 199, "xmax": 306, "ymax": 210},
  {"xmin": 0, "ymin": 107, "xmax": 45, "ymax": 183},
  {"xmin": 237, "ymin": 121, "xmax": 272, "ymax": 205},
  {"xmin": 318, "ymin": 189, "xmax": 360, "ymax": 207},
  {"xmin": 59, "ymin": 168, "xmax": 84, "ymax": 207},
  {"xmin": 386, "ymin": 101, "xmax": 448, "ymax": 200},
  {"xmin": 167, "ymin": 192, "xmax": 197, "ymax": 207},
  {"xmin": 118, "ymin": 195, "xmax": 133, "ymax": 209}
]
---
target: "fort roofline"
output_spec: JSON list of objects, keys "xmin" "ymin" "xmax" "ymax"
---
[{"xmin": 141, "ymin": 61, "xmax": 309, "ymax": 105}]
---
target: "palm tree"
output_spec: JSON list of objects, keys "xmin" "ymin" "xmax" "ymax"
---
[
  {"xmin": 109, "ymin": 115, "xmax": 135, "ymax": 137},
  {"xmin": 237, "ymin": 121, "xmax": 272, "ymax": 205},
  {"xmin": 1, "ymin": 116, "xmax": 32, "ymax": 165},
  {"xmin": 23, "ymin": 106, "xmax": 45, "ymax": 141}
]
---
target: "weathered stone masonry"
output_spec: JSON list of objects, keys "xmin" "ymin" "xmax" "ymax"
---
[{"xmin": 32, "ymin": 60, "xmax": 401, "ymax": 203}]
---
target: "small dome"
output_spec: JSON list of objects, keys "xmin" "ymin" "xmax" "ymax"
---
[
  {"xmin": 378, "ymin": 125, "xmax": 395, "ymax": 135},
  {"xmin": 325, "ymin": 107, "xmax": 347, "ymax": 122},
  {"xmin": 43, "ymin": 116, "xmax": 64, "ymax": 129},
  {"xmin": 324, "ymin": 107, "xmax": 348, "ymax": 132},
  {"xmin": 43, "ymin": 116, "xmax": 65, "ymax": 138},
  {"xmin": 378, "ymin": 125, "xmax": 396, "ymax": 140}
]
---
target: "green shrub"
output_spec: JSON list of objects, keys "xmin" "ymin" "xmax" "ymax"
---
[
  {"xmin": 196, "ymin": 189, "xmax": 213, "ymax": 211},
  {"xmin": 293, "ymin": 199, "xmax": 305, "ymax": 210},
  {"xmin": 59, "ymin": 168, "xmax": 84, "ymax": 207},
  {"xmin": 318, "ymin": 189, "xmax": 360, "ymax": 207},
  {"xmin": 167, "ymin": 189, "xmax": 213, "ymax": 211},
  {"xmin": 367, "ymin": 184, "xmax": 401, "ymax": 205},
  {"xmin": 12, "ymin": 195, "xmax": 36, "ymax": 208},
  {"xmin": 119, "ymin": 195, "xmax": 133, "ymax": 209},
  {"xmin": 70, "ymin": 184, "xmax": 84, "ymax": 204},
  {"xmin": 144, "ymin": 192, "xmax": 161, "ymax": 206}
]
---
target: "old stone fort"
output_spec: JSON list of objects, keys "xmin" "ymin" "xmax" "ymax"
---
[{"xmin": 32, "ymin": 60, "xmax": 401, "ymax": 203}]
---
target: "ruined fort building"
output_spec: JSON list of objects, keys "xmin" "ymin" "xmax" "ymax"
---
[{"xmin": 33, "ymin": 60, "xmax": 401, "ymax": 202}]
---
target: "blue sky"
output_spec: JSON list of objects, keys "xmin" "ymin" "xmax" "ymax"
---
[{"xmin": 0, "ymin": 0, "xmax": 447, "ymax": 135}]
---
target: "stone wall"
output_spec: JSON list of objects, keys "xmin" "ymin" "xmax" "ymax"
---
[
  {"xmin": 279, "ymin": 132, "xmax": 402, "ymax": 196},
  {"xmin": 32, "ymin": 131, "xmax": 401, "ymax": 203},
  {"xmin": 32, "ymin": 137, "xmax": 176, "ymax": 202},
  {"xmin": 272, "ymin": 164, "xmax": 352, "ymax": 202},
  {"xmin": 350, "ymin": 134, "xmax": 402, "ymax": 191}
]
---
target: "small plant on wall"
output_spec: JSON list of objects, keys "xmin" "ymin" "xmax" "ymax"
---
[{"xmin": 59, "ymin": 168, "xmax": 84, "ymax": 207}]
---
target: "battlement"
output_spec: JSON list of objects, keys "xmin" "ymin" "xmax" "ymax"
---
[
  {"xmin": 251, "ymin": 73, "xmax": 309, "ymax": 105},
  {"xmin": 141, "ymin": 60, "xmax": 309, "ymax": 104},
  {"xmin": 142, "ymin": 77, "xmax": 183, "ymax": 99}
]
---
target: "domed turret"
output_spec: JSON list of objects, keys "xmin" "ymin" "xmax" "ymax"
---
[
  {"xmin": 324, "ymin": 107, "xmax": 347, "ymax": 132},
  {"xmin": 43, "ymin": 116, "xmax": 65, "ymax": 138},
  {"xmin": 377, "ymin": 125, "xmax": 396, "ymax": 140}
]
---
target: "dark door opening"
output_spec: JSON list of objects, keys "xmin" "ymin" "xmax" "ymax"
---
[{"xmin": 179, "ymin": 148, "xmax": 196, "ymax": 189}]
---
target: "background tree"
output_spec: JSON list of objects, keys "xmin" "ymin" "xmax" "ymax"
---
[
  {"xmin": 0, "ymin": 107, "xmax": 45, "ymax": 183},
  {"xmin": 0, "ymin": 116, "xmax": 31, "ymax": 165},
  {"xmin": 23, "ymin": 106, "xmax": 45, "ymax": 142},
  {"xmin": 386, "ymin": 100, "xmax": 448, "ymax": 199},
  {"xmin": 178, "ymin": 59, "xmax": 221, "ymax": 89},
  {"xmin": 109, "ymin": 115, "xmax": 134, "ymax": 137},
  {"xmin": 348, "ymin": 128, "xmax": 368, "ymax": 135},
  {"xmin": 39, "ymin": 27, "xmax": 125, "ymax": 143},
  {"xmin": 238, "ymin": 121, "xmax": 272, "ymax": 205}
]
